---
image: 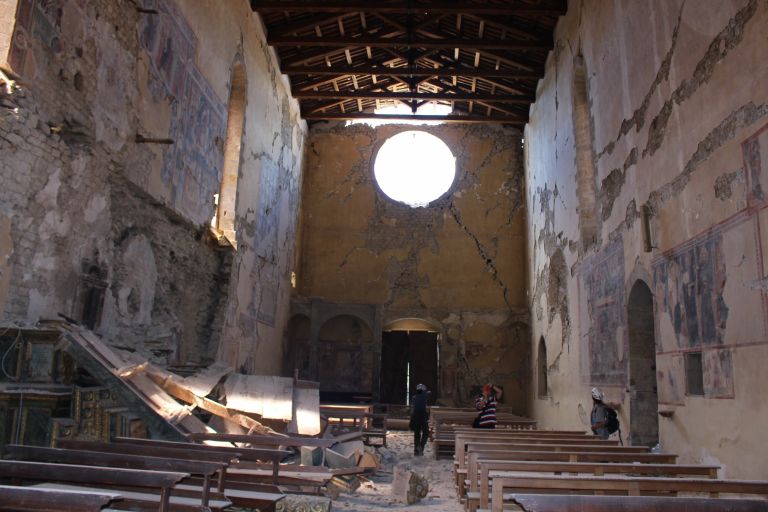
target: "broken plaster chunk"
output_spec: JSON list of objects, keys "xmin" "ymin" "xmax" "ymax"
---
[{"xmin": 391, "ymin": 462, "xmax": 429, "ymax": 504}]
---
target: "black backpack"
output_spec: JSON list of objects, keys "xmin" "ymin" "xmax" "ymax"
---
[{"xmin": 604, "ymin": 406, "xmax": 620, "ymax": 434}]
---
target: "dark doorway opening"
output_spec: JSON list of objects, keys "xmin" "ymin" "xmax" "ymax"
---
[
  {"xmin": 380, "ymin": 330, "xmax": 438, "ymax": 405},
  {"xmin": 627, "ymin": 280, "xmax": 659, "ymax": 447}
]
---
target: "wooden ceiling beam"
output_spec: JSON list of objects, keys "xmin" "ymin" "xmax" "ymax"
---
[
  {"xmin": 300, "ymin": 112, "xmax": 526, "ymax": 125},
  {"xmin": 271, "ymin": 13, "xmax": 355, "ymax": 37},
  {"xmin": 268, "ymin": 34, "xmax": 551, "ymax": 50},
  {"xmin": 292, "ymin": 90, "xmax": 534, "ymax": 103},
  {"xmin": 251, "ymin": 1, "xmax": 567, "ymax": 16},
  {"xmin": 283, "ymin": 65, "xmax": 539, "ymax": 79},
  {"xmin": 463, "ymin": 13, "xmax": 552, "ymax": 42}
]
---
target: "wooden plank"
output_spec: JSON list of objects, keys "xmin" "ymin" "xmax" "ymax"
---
[
  {"xmin": 0, "ymin": 460, "xmax": 188, "ymax": 512},
  {"xmin": 181, "ymin": 361, "xmax": 232, "ymax": 397},
  {"xmin": 33, "ymin": 483, "xmax": 230, "ymax": 512},
  {"xmin": 144, "ymin": 367, "xmax": 273, "ymax": 435},
  {"xmin": 0, "ymin": 485, "xmax": 121, "ymax": 512},
  {"xmin": 224, "ymin": 374, "xmax": 293, "ymax": 420},
  {"xmin": 490, "ymin": 475, "xmax": 768, "ymax": 512},
  {"xmin": 186, "ymin": 432, "xmax": 336, "ymax": 448},
  {"xmin": 510, "ymin": 494, "xmax": 768, "ymax": 512},
  {"xmin": 6, "ymin": 445, "xmax": 225, "ymax": 503}
]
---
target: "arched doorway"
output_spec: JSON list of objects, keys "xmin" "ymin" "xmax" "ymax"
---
[
  {"xmin": 380, "ymin": 319, "xmax": 439, "ymax": 405},
  {"xmin": 627, "ymin": 280, "xmax": 659, "ymax": 446}
]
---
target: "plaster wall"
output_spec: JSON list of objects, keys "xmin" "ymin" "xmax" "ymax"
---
[
  {"xmin": 299, "ymin": 123, "xmax": 530, "ymax": 410},
  {"xmin": 526, "ymin": 0, "xmax": 768, "ymax": 478},
  {"xmin": 0, "ymin": 0, "xmax": 306, "ymax": 372}
]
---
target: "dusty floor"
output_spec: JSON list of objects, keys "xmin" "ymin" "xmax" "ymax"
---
[{"xmin": 332, "ymin": 431, "xmax": 463, "ymax": 511}]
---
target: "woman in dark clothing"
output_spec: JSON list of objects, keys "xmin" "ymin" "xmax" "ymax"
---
[{"xmin": 409, "ymin": 384, "xmax": 430, "ymax": 455}]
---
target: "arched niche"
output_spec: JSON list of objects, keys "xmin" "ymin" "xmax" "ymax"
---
[
  {"xmin": 627, "ymin": 279, "xmax": 659, "ymax": 447},
  {"xmin": 317, "ymin": 315, "xmax": 374, "ymax": 394}
]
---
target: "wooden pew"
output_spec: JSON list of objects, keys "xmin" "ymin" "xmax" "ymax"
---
[
  {"xmin": 4, "ymin": 444, "xmax": 226, "ymax": 508},
  {"xmin": 455, "ymin": 449, "xmax": 678, "ymax": 492},
  {"xmin": 0, "ymin": 460, "xmax": 190, "ymax": 512},
  {"xmin": 454, "ymin": 434, "xmax": 621, "ymax": 471},
  {"xmin": 488, "ymin": 475, "xmax": 768, "ymax": 512},
  {"xmin": 111, "ymin": 436, "xmax": 326, "ymax": 496},
  {"xmin": 457, "ymin": 440, "xmax": 649, "ymax": 472},
  {"xmin": 186, "ymin": 432, "xmax": 337, "ymax": 448},
  {"xmin": 42, "ymin": 439, "xmax": 284, "ymax": 510},
  {"xmin": 464, "ymin": 457, "xmax": 720, "ymax": 512},
  {"xmin": 111, "ymin": 436, "xmax": 289, "ymax": 485},
  {"xmin": 0, "ymin": 485, "xmax": 122, "ymax": 512},
  {"xmin": 510, "ymin": 494, "xmax": 768, "ymax": 512}
]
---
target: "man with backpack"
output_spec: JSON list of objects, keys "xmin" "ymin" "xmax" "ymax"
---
[{"xmin": 590, "ymin": 387, "xmax": 620, "ymax": 442}]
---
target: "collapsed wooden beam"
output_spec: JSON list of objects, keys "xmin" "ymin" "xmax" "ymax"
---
[{"xmin": 145, "ymin": 368, "xmax": 275, "ymax": 435}]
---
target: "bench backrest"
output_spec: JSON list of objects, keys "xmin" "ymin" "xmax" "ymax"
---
[
  {"xmin": 5, "ymin": 444, "xmax": 223, "ymax": 477},
  {"xmin": 0, "ymin": 484, "xmax": 121, "ymax": 512},
  {"xmin": 186, "ymin": 433, "xmax": 336, "ymax": 448},
  {"xmin": 459, "ymin": 441, "xmax": 647, "ymax": 467},
  {"xmin": 490, "ymin": 475, "xmax": 768, "ymax": 512},
  {"xmin": 467, "ymin": 454, "xmax": 717, "ymax": 492},
  {"xmin": 0, "ymin": 459, "xmax": 187, "ymax": 488},
  {"xmin": 111, "ymin": 437, "xmax": 290, "ymax": 462},
  {"xmin": 463, "ymin": 449, "xmax": 677, "ymax": 465},
  {"xmin": 473, "ymin": 458, "xmax": 721, "ymax": 505},
  {"xmin": 510, "ymin": 494, "xmax": 768, "ymax": 512},
  {"xmin": 58, "ymin": 439, "xmax": 237, "ymax": 464}
]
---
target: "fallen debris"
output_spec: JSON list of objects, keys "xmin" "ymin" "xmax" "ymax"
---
[{"xmin": 392, "ymin": 462, "xmax": 429, "ymax": 504}]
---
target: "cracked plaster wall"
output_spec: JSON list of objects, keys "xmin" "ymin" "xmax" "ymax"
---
[
  {"xmin": 526, "ymin": 0, "xmax": 768, "ymax": 478},
  {"xmin": 1, "ymin": 0, "xmax": 306, "ymax": 373},
  {"xmin": 298, "ymin": 122, "xmax": 530, "ymax": 410}
]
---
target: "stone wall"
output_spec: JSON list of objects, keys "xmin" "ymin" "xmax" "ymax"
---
[
  {"xmin": 298, "ymin": 122, "xmax": 530, "ymax": 410},
  {"xmin": 0, "ymin": 0, "xmax": 306, "ymax": 372},
  {"xmin": 526, "ymin": 0, "xmax": 768, "ymax": 478}
]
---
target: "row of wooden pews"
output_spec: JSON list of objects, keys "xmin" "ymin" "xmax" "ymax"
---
[
  {"xmin": 451, "ymin": 428, "xmax": 768, "ymax": 512},
  {"xmin": 430, "ymin": 407, "xmax": 538, "ymax": 458},
  {"xmin": 1, "ymin": 433, "xmax": 335, "ymax": 511}
]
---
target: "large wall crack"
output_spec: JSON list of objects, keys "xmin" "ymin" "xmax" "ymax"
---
[
  {"xmin": 644, "ymin": 0, "xmax": 759, "ymax": 158},
  {"xmin": 597, "ymin": 1, "xmax": 687, "ymax": 159},
  {"xmin": 448, "ymin": 202, "xmax": 511, "ymax": 308}
]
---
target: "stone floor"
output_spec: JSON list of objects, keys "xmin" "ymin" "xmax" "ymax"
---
[{"xmin": 331, "ymin": 431, "xmax": 464, "ymax": 511}]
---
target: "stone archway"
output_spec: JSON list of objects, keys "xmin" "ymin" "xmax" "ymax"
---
[{"xmin": 627, "ymin": 280, "xmax": 659, "ymax": 446}]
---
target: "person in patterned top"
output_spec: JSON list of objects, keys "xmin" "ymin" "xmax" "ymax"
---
[{"xmin": 473, "ymin": 383, "xmax": 503, "ymax": 429}]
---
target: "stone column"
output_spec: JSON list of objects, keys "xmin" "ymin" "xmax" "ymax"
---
[{"xmin": 0, "ymin": 0, "xmax": 20, "ymax": 72}]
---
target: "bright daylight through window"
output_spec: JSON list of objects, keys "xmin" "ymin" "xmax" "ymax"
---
[{"xmin": 374, "ymin": 131, "xmax": 456, "ymax": 207}]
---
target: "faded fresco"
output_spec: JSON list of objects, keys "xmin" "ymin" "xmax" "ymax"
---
[
  {"xmin": 581, "ymin": 237, "xmax": 626, "ymax": 385},
  {"xmin": 744, "ymin": 128, "xmax": 765, "ymax": 204},
  {"xmin": 657, "ymin": 354, "xmax": 685, "ymax": 405},
  {"xmin": 703, "ymin": 348, "xmax": 734, "ymax": 398},
  {"xmin": 9, "ymin": 0, "xmax": 78, "ymax": 72},
  {"xmin": 653, "ymin": 234, "xmax": 729, "ymax": 348},
  {"xmin": 252, "ymin": 159, "xmax": 282, "ymax": 327},
  {"xmin": 138, "ymin": 0, "xmax": 226, "ymax": 222}
]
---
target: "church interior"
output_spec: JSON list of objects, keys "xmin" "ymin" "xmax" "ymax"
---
[{"xmin": 0, "ymin": 0, "xmax": 767, "ymax": 510}]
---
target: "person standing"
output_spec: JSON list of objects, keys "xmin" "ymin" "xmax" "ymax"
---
[
  {"xmin": 410, "ymin": 383, "xmax": 430, "ymax": 456},
  {"xmin": 473, "ymin": 383, "xmax": 502, "ymax": 429},
  {"xmin": 590, "ymin": 387, "xmax": 609, "ymax": 439}
]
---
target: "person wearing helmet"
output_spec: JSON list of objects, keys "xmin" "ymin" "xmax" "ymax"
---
[
  {"xmin": 590, "ymin": 387, "xmax": 609, "ymax": 439},
  {"xmin": 409, "ymin": 383, "xmax": 431, "ymax": 456}
]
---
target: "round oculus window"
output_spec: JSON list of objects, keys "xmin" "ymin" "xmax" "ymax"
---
[{"xmin": 373, "ymin": 131, "xmax": 456, "ymax": 207}]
